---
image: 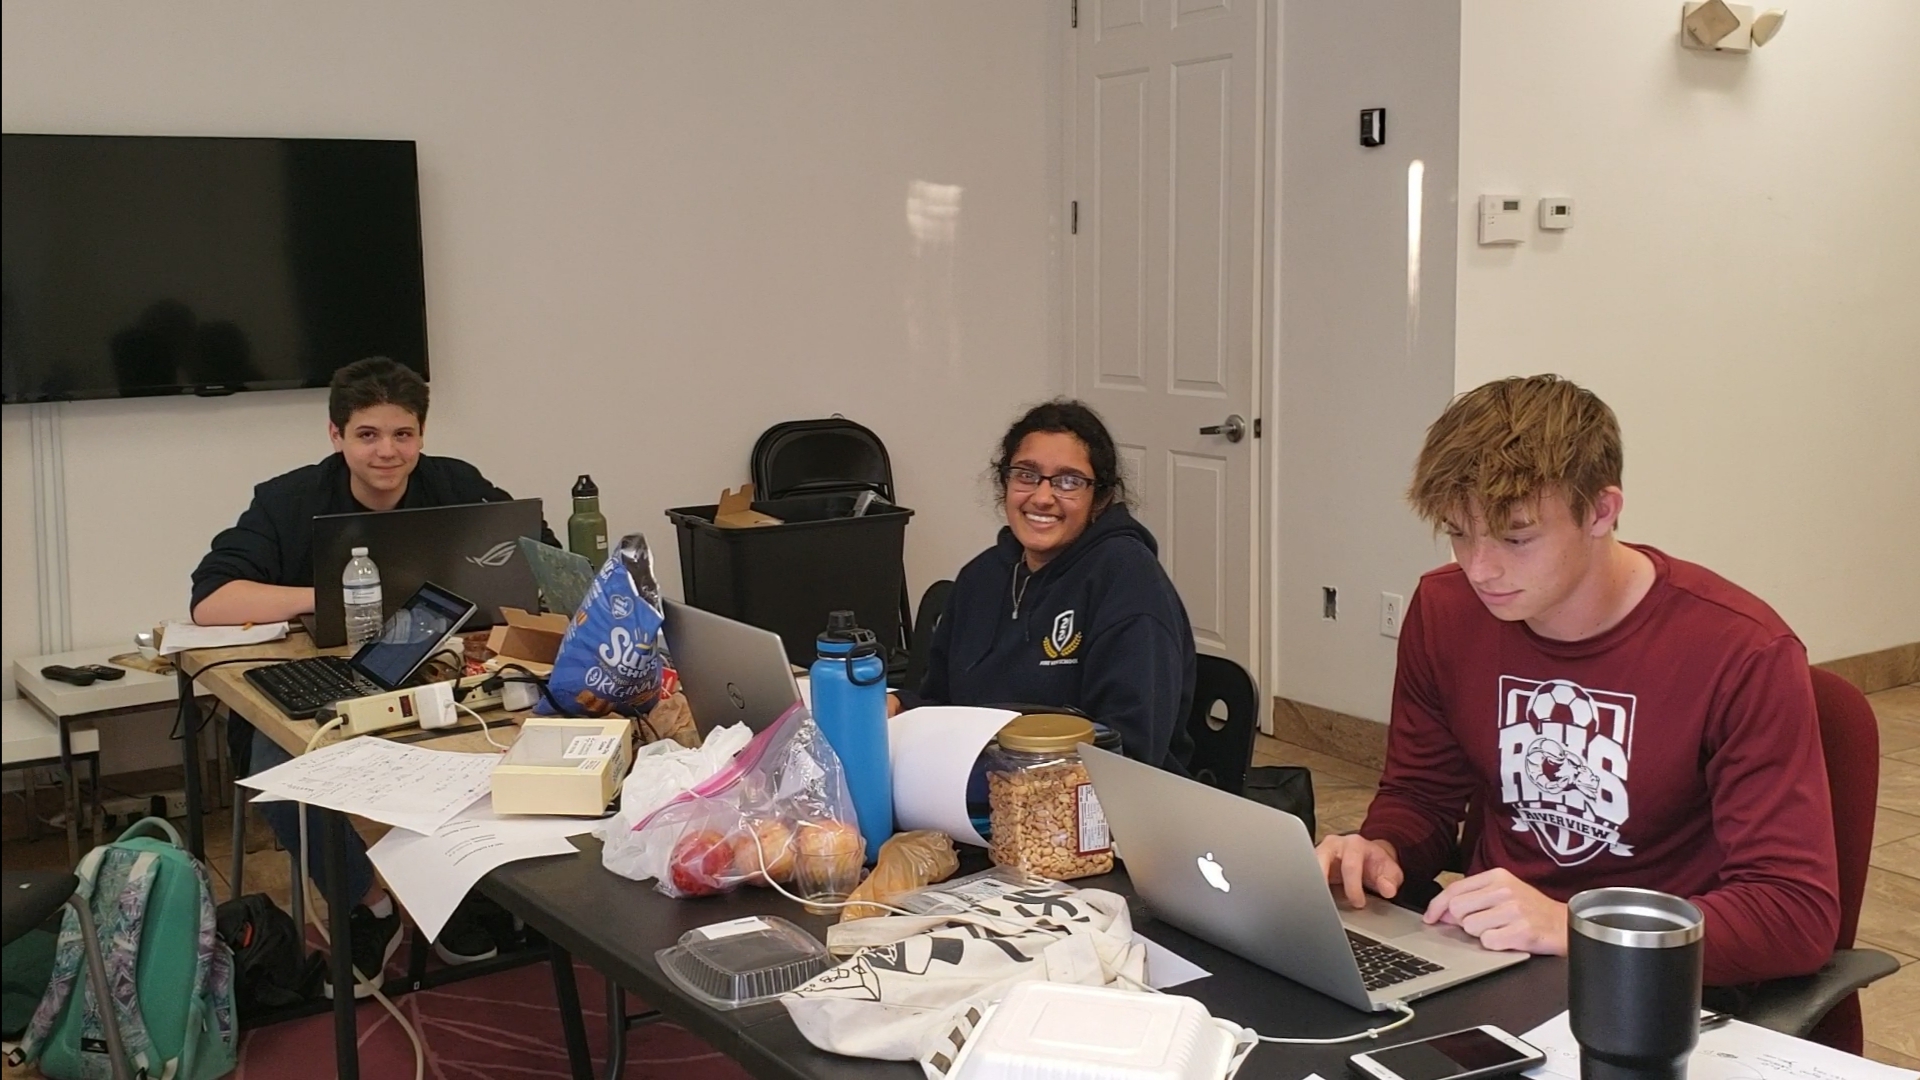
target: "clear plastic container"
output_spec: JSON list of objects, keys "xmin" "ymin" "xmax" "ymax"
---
[
  {"xmin": 655, "ymin": 915, "xmax": 831, "ymax": 1010},
  {"xmin": 985, "ymin": 714, "xmax": 1113, "ymax": 881}
]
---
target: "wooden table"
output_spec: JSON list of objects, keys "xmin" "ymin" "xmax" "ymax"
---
[{"xmin": 173, "ymin": 632, "xmax": 537, "ymax": 1080}]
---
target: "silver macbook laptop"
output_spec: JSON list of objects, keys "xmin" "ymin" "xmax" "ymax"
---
[
  {"xmin": 1079, "ymin": 743, "xmax": 1527, "ymax": 1012},
  {"xmin": 663, "ymin": 599, "xmax": 802, "ymax": 735}
]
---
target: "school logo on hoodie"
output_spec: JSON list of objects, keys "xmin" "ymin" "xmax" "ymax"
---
[
  {"xmin": 1041, "ymin": 609, "xmax": 1082, "ymax": 665},
  {"xmin": 1497, "ymin": 676, "xmax": 1636, "ymax": 867}
]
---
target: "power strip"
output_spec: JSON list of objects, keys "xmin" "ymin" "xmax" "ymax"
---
[
  {"xmin": 336, "ymin": 681, "xmax": 458, "ymax": 736},
  {"xmin": 456, "ymin": 672, "xmax": 505, "ymax": 713}
]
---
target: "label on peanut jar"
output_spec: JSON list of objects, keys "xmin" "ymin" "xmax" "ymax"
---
[{"xmin": 1075, "ymin": 782, "xmax": 1111, "ymax": 855}]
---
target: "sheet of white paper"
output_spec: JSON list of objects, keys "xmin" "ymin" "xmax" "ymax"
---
[
  {"xmin": 1137, "ymin": 933, "xmax": 1211, "ymax": 989},
  {"xmin": 887, "ymin": 706, "xmax": 1019, "ymax": 846},
  {"xmin": 1523, "ymin": 1010, "xmax": 1916, "ymax": 1080},
  {"xmin": 237, "ymin": 738, "xmax": 497, "ymax": 835},
  {"xmin": 161, "ymin": 619, "xmax": 289, "ymax": 655},
  {"xmin": 366, "ymin": 797, "xmax": 594, "ymax": 942}
]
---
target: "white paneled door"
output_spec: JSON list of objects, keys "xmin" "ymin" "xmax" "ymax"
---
[{"xmin": 1069, "ymin": 0, "xmax": 1263, "ymax": 672}]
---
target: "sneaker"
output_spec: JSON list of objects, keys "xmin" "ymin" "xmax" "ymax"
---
[
  {"xmin": 433, "ymin": 898, "xmax": 500, "ymax": 966},
  {"xmin": 324, "ymin": 905, "xmax": 402, "ymax": 1000}
]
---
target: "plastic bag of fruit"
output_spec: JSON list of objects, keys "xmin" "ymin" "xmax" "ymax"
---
[{"xmin": 626, "ymin": 702, "xmax": 862, "ymax": 899}]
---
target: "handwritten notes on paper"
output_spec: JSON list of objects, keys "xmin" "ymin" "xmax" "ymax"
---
[
  {"xmin": 367, "ymin": 797, "xmax": 596, "ymax": 941},
  {"xmin": 237, "ymin": 738, "xmax": 497, "ymax": 835}
]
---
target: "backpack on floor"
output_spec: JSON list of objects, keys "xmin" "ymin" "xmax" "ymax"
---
[
  {"xmin": 217, "ymin": 892, "xmax": 314, "ymax": 1021},
  {"xmin": 12, "ymin": 817, "xmax": 237, "ymax": 1080}
]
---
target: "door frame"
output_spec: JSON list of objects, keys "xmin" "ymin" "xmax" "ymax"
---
[{"xmin": 1052, "ymin": 0, "xmax": 1278, "ymax": 734}]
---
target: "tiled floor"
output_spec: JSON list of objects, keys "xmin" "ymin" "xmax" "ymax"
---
[{"xmin": 1253, "ymin": 681, "xmax": 1920, "ymax": 1070}]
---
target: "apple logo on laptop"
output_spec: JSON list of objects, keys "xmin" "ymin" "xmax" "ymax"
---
[{"xmin": 1197, "ymin": 853, "xmax": 1231, "ymax": 893}]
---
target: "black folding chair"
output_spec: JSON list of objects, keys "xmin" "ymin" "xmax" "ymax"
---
[{"xmin": 1185, "ymin": 654, "xmax": 1260, "ymax": 795}]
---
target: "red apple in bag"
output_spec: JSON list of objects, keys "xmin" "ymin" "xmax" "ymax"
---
[{"xmin": 668, "ymin": 829, "xmax": 733, "ymax": 896}]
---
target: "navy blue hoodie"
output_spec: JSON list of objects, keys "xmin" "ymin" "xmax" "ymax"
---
[{"xmin": 910, "ymin": 506, "xmax": 1196, "ymax": 773}]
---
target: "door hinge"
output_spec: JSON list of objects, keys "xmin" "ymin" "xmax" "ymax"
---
[
  {"xmin": 1253, "ymin": 418, "xmax": 1263, "ymax": 438},
  {"xmin": 1071, "ymin": 0, "xmax": 1079, "ymax": 29},
  {"xmin": 1070, "ymin": 200, "xmax": 1079, "ymax": 234}
]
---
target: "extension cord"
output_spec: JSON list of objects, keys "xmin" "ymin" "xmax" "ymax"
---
[
  {"xmin": 336, "ymin": 681, "xmax": 458, "ymax": 736},
  {"xmin": 456, "ymin": 672, "xmax": 505, "ymax": 713}
]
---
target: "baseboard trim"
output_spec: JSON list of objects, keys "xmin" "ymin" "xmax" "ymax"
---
[
  {"xmin": 1275, "ymin": 641, "xmax": 1917, "ymax": 771},
  {"xmin": 1270, "ymin": 697, "xmax": 1386, "ymax": 771},
  {"xmin": 1814, "ymin": 642, "xmax": 1919, "ymax": 696}
]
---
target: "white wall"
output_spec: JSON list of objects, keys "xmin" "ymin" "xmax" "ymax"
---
[
  {"xmin": 1456, "ymin": 0, "xmax": 1920, "ymax": 663},
  {"xmin": 2, "ymin": 2, "xmax": 1059, "ymax": 714},
  {"xmin": 1272, "ymin": 0, "xmax": 1461, "ymax": 722}
]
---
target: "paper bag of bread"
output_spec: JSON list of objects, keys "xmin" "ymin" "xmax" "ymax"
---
[{"xmin": 840, "ymin": 830, "xmax": 960, "ymax": 921}]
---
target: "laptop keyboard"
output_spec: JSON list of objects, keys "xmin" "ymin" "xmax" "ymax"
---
[
  {"xmin": 246, "ymin": 657, "xmax": 385, "ymax": 719},
  {"xmin": 1346, "ymin": 930, "xmax": 1445, "ymax": 991}
]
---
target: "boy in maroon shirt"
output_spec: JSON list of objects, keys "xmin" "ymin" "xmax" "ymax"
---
[{"xmin": 1316, "ymin": 375, "xmax": 1839, "ymax": 986}]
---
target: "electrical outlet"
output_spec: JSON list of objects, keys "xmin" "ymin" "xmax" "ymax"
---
[
  {"xmin": 1322, "ymin": 587, "xmax": 1339, "ymax": 620},
  {"xmin": 1380, "ymin": 592, "xmax": 1405, "ymax": 638}
]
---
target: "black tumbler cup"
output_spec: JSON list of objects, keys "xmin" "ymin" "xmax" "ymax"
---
[{"xmin": 1568, "ymin": 887, "xmax": 1705, "ymax": 1080}]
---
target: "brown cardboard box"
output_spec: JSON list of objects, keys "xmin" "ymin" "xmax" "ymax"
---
[
  {"xmin": 487, "ymin": 607, "xmax": 571, "ymax": 669},
  {"xmin": 713, "ymin": 484, "xmax": 784, "ymax": 528}
]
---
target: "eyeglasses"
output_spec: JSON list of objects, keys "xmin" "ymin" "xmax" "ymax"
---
[{"xmin": 1004, "ymin": 466, "xmax": 1095, "ymax": 495}]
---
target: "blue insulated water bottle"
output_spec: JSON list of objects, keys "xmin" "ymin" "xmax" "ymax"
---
[{"xmin": 811, "ymin": 610, "xmax": 892, "ymax": 862}]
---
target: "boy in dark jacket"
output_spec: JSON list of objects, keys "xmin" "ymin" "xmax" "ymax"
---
[{"xmin": 191, "ymin": 357, "xmax": 549, "ymax": 987}]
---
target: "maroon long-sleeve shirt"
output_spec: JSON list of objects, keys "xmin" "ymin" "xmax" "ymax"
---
[{"xmin": 1360, "ymin": 546, "xmax": 1839, "ymax": 985}]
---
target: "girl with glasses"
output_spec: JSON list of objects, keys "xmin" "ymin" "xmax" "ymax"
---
[{"xmin": 891, "ymin": 400, "xmax": 1196, "ymax": 773}]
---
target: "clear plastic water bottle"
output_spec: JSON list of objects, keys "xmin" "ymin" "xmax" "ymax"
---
[{"xmin": 342, "ymin": 547, "xmax": 383, "ymax": 650}]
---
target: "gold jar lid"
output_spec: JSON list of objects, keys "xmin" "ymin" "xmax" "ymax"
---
[{"xmin": 997, "ymin": 714, "xmax": 1095, "ymax": 754}]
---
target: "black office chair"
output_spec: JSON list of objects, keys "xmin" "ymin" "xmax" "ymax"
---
[
  {"xmin": 1185, "ymin": 655, "xmax": 1259, "ymax": 795},
  {"xmin": 900, "ymin": 580, "xmax": 954, "ymax": 695},
  {"xmin": 751, "ymin": 416, "xmax": 915, "ymax": 669},
  {"xmin": 2, "ymin": 871, "xmax": 130, "ymax": 1080}
]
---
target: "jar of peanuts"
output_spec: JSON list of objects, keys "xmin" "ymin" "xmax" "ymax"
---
[{"xmin": 985, "ymin": 714, "xmax": 1113, "ymax": 881}]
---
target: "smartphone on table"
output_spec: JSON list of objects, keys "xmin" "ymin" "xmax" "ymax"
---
[{"xmin": 1349, "ymin": 1025, "xmax": 1545, "ymax": 1080}]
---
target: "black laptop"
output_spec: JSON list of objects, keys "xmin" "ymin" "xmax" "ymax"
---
[
  {"xmin": 248, "ymin": 582, "xmax": 479, "ymax": 720},
  {"xmin": 306, "ymin": 500, "xmax": 544, "ymax": 647}
]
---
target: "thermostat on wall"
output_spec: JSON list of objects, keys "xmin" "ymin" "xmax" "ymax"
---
[
  {"xmin": 1478, "ymin": 194, "xmax": 1527, "ymax": 246},
  {"xmin": 1539, "ymin": 197, "xmax": 1575, "ymax": 230}
]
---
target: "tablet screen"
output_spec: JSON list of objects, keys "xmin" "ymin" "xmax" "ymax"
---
[{"xmin": 350, "ymin": 583, "xmax": 476, "ymax": 690}]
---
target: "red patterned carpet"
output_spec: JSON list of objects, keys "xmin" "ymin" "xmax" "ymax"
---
[{"xmin": 233, "ymin": 960, "xmax": 750, "ymax": 1080}]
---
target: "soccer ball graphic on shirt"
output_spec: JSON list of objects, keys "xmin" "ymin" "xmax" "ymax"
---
[{"xmin": 1498, "ymin": 676, "xmax": 1637, "ymax": 867}]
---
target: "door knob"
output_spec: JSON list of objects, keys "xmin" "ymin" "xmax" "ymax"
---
[{"xmin": 1198, "ymin": 414, "xmax": 1247, "ymax": 443}]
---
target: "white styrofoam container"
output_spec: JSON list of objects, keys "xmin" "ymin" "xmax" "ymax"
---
[{"xmin": 949, "ymin": 982, "xmax": 1237, "ymax": 1080}]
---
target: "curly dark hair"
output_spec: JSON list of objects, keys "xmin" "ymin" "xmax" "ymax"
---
[
  {"xmin": 328, "ymin": 356, "xmax": 429, "ymax": 431},
  {"xmin": 990, "ymin": 399, "xmax": 1129, "ymax": 511}
]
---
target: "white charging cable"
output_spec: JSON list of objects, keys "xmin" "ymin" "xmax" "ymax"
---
[
  {"xmin": 734, "ymin": 823, "xmax": 1099, "ymax": 938},
  {"xmin": 294, "ymin": 720, "xmax": 427, "ymax": 1080},
  {"xmin": 455, "ymin": 701, "xmax": 509, "ymax": 750},
  {"xmin": 1252, "ymin": 999, "xmax": 1415, "ymax": 1044},
  {"xmin": 1112, "ymin": 959, "xmax": 1416, "ymax": 1045}
]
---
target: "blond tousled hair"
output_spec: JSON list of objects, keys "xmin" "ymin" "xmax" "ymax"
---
[{"xmin": 1408, "ymin": 375, "xmax": 1623, "ymax": 535}]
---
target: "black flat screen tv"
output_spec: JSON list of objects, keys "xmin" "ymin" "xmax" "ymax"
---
[{"xmin": 1, "ymin": 133, "xmax": 428, "ymax": 404}]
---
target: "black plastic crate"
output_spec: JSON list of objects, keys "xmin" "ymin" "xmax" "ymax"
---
[{"xmin": 666, "ymin": 494, "xmax": 914, "ymax": 668}]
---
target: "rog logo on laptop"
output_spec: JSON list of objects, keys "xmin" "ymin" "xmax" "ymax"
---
[{"xmin": 466, "ymin": 541, "xmax": 518, "ymax": 568}]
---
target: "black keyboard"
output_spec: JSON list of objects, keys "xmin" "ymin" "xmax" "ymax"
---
[
  {"xmin": 245, "ymin": 657, "xmax": 385, "ymax": 719},
  {"xmin": 1347, "ymin": 929, "xmax": 1445, "ymax": 991}
]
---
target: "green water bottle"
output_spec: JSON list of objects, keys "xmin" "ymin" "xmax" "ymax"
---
[{"xmin": 567, "ymin": 474, "xmax": 609, "ymax": 566}]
